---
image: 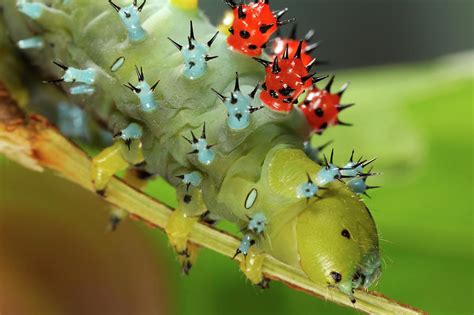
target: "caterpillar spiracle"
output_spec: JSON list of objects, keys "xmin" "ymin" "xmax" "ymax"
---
[{"xmin": 1, "ymin": 0, "xmax": 383, "ymax": 304}]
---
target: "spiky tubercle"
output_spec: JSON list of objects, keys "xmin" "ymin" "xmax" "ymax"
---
[
  {"xmin": 225, "ymin": 0, "xmax": 293, "ymax": 57},
  {"xmin": 299, "ymin": 75, "xmax": 353, "ymax": 134},
  {"xmin": 255, "ymin": 41, "xmax": 326, "ymax": 112},
  {"xmin": 270, "ymin": 24, "xmax": 319, "ymax": 67}
]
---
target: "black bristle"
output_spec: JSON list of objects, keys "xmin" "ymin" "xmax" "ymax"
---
[
  {"xmin": 168, "ymin": 37, "xmax": 183, "ymax": 51},
  {"xmin": 53, "ymin": 61, "xmax": 68, "ymax": 71},
  {"xmin": 294, "ymin": 40, "xmax": 303, "ymax": 59},
  {"xmin": 249, "ymin": 83, "xmax": 260, "ymax": 98},
  {"xmin": 108, "ymin": 0, "xmax": 121, "ymax": 12},
  {"xmin": 336, "ymin": 103, "xmax": 355, "ymax": 112},
  {"xmin": 325, "ymin": 75, "xmax": 335, "ymax": 92},
  {"xmin": 137, "ymin": 0, "xmax": 146, "ymax": 11},
  {"xmin": 189, "ymin": 21, "xmax": 195, "ymax": 40},
  {"xmin": 253, "ymin": 57, "xmax": 272, "ymax": 68},
  {"xmin": 272, "ymin": 56, "xmax": 281, "ymax": 74},
  {"xmin": 207, "ymin": 31, "xmax": 219, "ymax": 47},
  {"xmin": 238, "ymin": 4, "xmax": 246, "ymax": 19},
  {"xmin": 277, "ymin": 18, "xmax": 295, "ymax": 27},
  {"xmin": 289, "ymin": 23, "xmax": 297, "ymax": 39},
  {"xmin": 282, "ymin": 43, "xmax": 290, "ymax": 59},
  {"xmin": 211, "ymin": 88, "xmax": 226, "ymax": 101},
  {"xmin": 232, "ymin": 73, "xmax": 240, "ymax": 91},
  {"xmin": 337, "ymin": 82, "xmax": 350, "ymax": 97}
]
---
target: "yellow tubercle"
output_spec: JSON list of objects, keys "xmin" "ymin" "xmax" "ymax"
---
[
  {"xmin": 239, "ymin": 247, "xmax": 265, "ymax": 284},
  {"xmin": 165, "ymin": 206, "xmax": 199, "ymax": 253},
  {"xmin": 91, "ymin": 140, "xmax": 143, "ymax": 192},
  {"xmin": 169, "ymin": 0, "xmax": 198, "ymax": 10}
]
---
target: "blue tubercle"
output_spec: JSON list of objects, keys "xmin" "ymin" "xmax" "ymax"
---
[
  {"xmin": 118, "ymin": 122, "xmax": 143, "ymax": 141},
  {"xmin": 168, "ymin": 21, "xmax": 219, "ymax": 80},
  {"xmin": 315, "ymin": 149, "xmax": 343, "ymax": 186},
  {"xmin": 340, "ymin": 161, "xmax": 363, "ymax": 178},
  {"xmin": 346, "ymin": 177, "xmax": 368, "ymax": 195},
  {"xmin": 50, "ymin": 61, "xmax": 96, "ymax": 85},
  {"xmin": 109, "ymin": 0, "xmax": 147, "ymax": 42},
  {"xmin": 70, "ymin": 84, "xmax": 95, "ymax": 95},
  {"xmin": 16, "ymin": 1, "xmax": 44, "ymax": 19},
  {"xmin": 182, "ymin": 40, "xmax": 209, "ymax": 80},
  {"xmin": 213, "ymin": 73, "xmax": 262, "ymax": 130},
  {"xmin": 183, "ymin": 125, "xmax": 215, "ymax": 166},
  {"xmin": 178, "ymin": 171, "xmax": 203, "ymax": 189},
  {"xmin": 124, "ymin": 66, "xmax": 159, "ymax": 112},
  {"xmin": 193, "ymin": 139, "xmax": 215, "ymax": 165},
  {"xmin": 340, "ymin": 150, "xmax": 377, "ymax": 178},
  {"xmin": 64, "ymin": 68, "xmax": 96, "ymax": 84},
  {"xmin": 57, "ymin": 102, "xmax": 90, "ymax": 141},
  {"xmin": 297, "ymin": 175, "xmax": 318, "ymax": 199},
  {"xmin": 233, "ymin": 234, "xmax": 256, "ymax": 258},
  {"xmin": 248, "ymin": 212, "xmax": 267, "ymax": 234},
  {"xmin": 225, "ymin": 92, "xmax": 252, "ymax": 129},
  {"xmin": 316, "ymin": 164, "xmax": 340, "ymax": 186},
  {"xmin": 17, "ymin": 36, "xmax": 44, "ymax": 49}
]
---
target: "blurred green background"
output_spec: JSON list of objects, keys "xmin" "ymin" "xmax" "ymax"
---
[{"xmin": 1, "ymin": 0, "xmax": 473, "ymax": 314}]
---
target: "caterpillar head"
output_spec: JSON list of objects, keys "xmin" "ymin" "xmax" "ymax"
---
[
  {"xmin": 265, "ymin": 148, "xmax": 380, "ymax": 302},
  {"xmin": 296, "ymin": 186, "xmax": 381, "ymax": 302}
]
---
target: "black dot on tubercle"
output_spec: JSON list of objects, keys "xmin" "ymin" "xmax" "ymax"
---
[
  {"xmin": 240, "ymin": 30, "xmax": 250, "ymax": 39},
  {"xmin": 315, "ymin": 108, "xmax": 324, "ymax": 117},
  {"xmin": 184, "ymin": 195, "xmax": 192, "ymax": 203}
]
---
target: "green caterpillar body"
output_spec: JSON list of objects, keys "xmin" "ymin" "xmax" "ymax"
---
[{"xmin": 0, "ymin": 0, "xmax": 381, "ymax": 302}]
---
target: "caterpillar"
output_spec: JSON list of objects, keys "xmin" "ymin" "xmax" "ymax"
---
[{"xmin": 0, "ymin": 0, "xmax": 382, "ymax": 304}]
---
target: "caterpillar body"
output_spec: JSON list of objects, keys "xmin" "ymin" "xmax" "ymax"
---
[{"xmin": 0, "ymin": 0, "xmax": 381, "ymax": 303}]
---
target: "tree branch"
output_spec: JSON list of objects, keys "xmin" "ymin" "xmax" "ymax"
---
[{"xmin": 0, "ymin": 91, "xmax": 425, "ymax": 315}]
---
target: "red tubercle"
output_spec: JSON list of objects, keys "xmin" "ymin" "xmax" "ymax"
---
[
  {"xmin": 271, "ymin": 38, "xmax": 314, "ymax": 67},
  {"xmin": 225, "ymin": 0, "xmax": 287, "ymax": 56},
  {"xmin": 255, "ymin": 41, "xmax": 325, "ymax": 113},
  {"xmin": 299, "ymin": 77, "xmax": 353, "ymax": 134},
  {"xmin": 259, "ymin": 57, "xmax": 311, "ymax": 112}
]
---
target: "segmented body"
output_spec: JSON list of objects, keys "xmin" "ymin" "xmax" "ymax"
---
[{"xmin": 1, "ymin": 0, "xmax": 381, "ymax": 302}]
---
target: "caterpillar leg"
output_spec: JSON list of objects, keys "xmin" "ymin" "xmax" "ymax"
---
[
  {"xmin": 239, "ymin": 247, "xmax": 268, "ymax": 287},
  {"xmin": 165, "ymin": 206, "xmax": 199, "ymax": 273},
  {"xmin": 91, "ymin": 139, "xmax": 144, "ymax": 194}
]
